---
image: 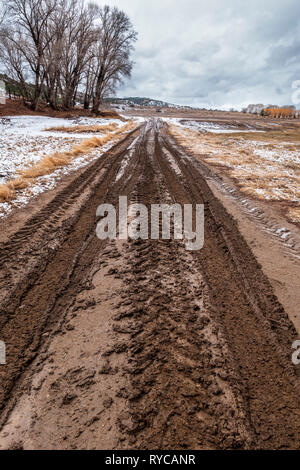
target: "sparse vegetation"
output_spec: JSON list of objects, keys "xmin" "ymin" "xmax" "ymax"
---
[
  {"xmin": 169, "ymin": 123, "xmax": 300, "ymax": 223},
  {"xmin": 0, "ymin": 120, "xmax": 136, "ymax": 203},
  {"xmin": 44, "ymin": 123, "xmax": 119, "ymax": 133}
]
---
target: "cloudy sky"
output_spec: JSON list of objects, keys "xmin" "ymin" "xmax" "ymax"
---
[{"xmin": 96, "ymin": 0, "xmax": 300, "ymax": 109}]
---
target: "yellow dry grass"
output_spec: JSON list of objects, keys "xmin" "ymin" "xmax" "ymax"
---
[
  {"xmin": 0, "ymin": 121, "xmax": 136, "ymax": 204},
  {"xmin": 45, "ymin": 123, "xmax": 119, "ymax": 134},
  {"xmin": 0, "ymin": 184, "xmax": 15, "ymax": 203},
  {"xmin": 287, "ymin": 207, "xmax": 300, "ymax": 223},
  {"xmin": 169, "ymin": 124, "xmax": 300, "ymax": 224}
]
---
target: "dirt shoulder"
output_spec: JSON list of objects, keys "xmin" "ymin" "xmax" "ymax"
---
[{"xmin": 168, "ymin": 129, "xmax": 300, "ymax": 334}]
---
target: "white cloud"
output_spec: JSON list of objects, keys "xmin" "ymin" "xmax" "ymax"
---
[{"xmin": 93, "ymin": 0, "xmax": 300, "ymax": 108}]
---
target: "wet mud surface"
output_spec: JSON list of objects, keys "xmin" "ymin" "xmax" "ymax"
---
[{"xmin": 0, "ymin": 120, "xmax": 300, "ymax": 449}]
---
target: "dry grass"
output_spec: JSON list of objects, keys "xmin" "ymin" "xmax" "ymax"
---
[
  {"xmin": 0, "ymin": 121, "xmax": 136, "ymax": 204},
  {"xmin": 227, "ymin": 127, "xmax": 300, "ymax": 144},
  {"xmin": 287, "ymin": 207, "xmax": 300, "ymax": 223},
  {"xmin": 0, "ymin": 184, "xmax": 15, "ymax": 203},
  {"xmin": 96, "ymin": 110, "xmax": 125, "ymax": 120},
  {"xmin": 169, "ymin": 124, "xmax": 300, "ymax": 224},
  {"xmin": 45, "ymin": 123, "xmax": 119, "ymax": 134}
]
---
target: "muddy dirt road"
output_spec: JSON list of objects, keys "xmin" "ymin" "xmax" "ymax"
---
[{"xmin": 0, "ymin": 119, "xmax": 300, "ymax": 450}]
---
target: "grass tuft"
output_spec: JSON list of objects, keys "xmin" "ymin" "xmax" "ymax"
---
[
  {"xmin": 45, "ymin": 123, "xmax": 119, "ymax": 134},
  {"xmin": 0, "ymin": 184, "xmax": 15, "ymax": 203}
]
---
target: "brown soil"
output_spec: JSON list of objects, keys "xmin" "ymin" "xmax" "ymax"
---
[
  {"xmin": 0, "ymin": 119, "xmax": 300, "ymax": 450},
  {"xmin": 0, "ymin": 99, "xmax": 122, "ymax": 120},
  {"xmin": 123, "ymin": 106, "xmax": 300, "ymax": 128}
]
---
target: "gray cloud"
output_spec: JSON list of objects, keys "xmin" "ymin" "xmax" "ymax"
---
[{"xmin": 94, "ymin": 0, "xmax": 300, "ymax": 108}]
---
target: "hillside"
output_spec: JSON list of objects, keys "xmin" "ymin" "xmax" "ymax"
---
[
  {"xmin": 0, "ymin": 75, "xmax": 188, "ymax": 110},
  {"xmin": 105, "ymin": 96, "xmax": 190, "ymax": 109}
]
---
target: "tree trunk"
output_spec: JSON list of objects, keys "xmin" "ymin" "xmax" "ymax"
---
[
  {"xmin": 83, "ymin": 96, "xmax": 90, "ymax": 109},
  {"xmin": 92, "ymin": 66, "xmax": 104, "ymax": 114},
  {"xmin": 62, "ymin": 88, "xmax": 73, "ymax": 109},
  {"xmin": 31, "ymin": 92, "xmax": 40, "ymax": 111},
  {"xmin": 31, "ymin": 66, "xmax": 42, "ymax": 111},
  {"xmin": 92, "ymin": 94, "xmax": 101, "ymax": 114}
]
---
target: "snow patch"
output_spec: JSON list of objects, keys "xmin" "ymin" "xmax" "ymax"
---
[
  {"xmin": 115, "ymin": 148, "xmax": 134, "ymax": 182},
  {"xmin": 162, "ymin": 148, "xmax": 182, "ymax": 175},
  {"xmin": 0, "ymin": 115, "xmax": 130, "ymax": 217}
]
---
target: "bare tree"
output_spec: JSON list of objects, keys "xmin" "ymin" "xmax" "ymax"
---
[
  {"xmin": 82, "ymin": 58, "xmax": 97, "ymax": 109},
  {"xmin": 1, "ymin": 0, "xmax": 57, "ymax": 109},
  {"xmin": 91, "ymin": 6, "xmax": 137, "ymax": 114},
  {"xmin": 42, "ymin": 0, "xmax": 67, "ymax": 109},
  {"xmin": 0, "ymin": 0, "xmax": 137, "ymax": 111},
  {"xmin": 57, "ymin": 0, "xmax": 98, "ymax": 109}
]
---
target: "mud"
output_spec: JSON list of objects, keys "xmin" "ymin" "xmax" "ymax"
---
[{"xmin": 0, "ymin": 119, "xmax": 300, "ymax": 450}]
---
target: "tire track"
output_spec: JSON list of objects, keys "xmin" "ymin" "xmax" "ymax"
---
[
  {"xmin": 0, "ymin": 127, "xmax": 142, "ymax": 423},
  {"xmin": 0, "ymin": 119, "xmax": 300, "ymax": 450},
  {"xmin": 153, "ymin": 122, "xmax": 300, "ymax": 449}
]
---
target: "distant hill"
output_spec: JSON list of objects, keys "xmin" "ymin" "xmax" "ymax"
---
[
  {"xmin": 105, "ymin": 96, "xmax": 190, "ymax": 109},
  {"xmin": 0, "ymin": 74, "xmax": 190, "ymax": 110}
]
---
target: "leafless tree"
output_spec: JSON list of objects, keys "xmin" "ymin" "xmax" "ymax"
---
[
  {"xmin": 56, "ymin": 0, "xmax": 98, "ymax": 109},
  {"xmin": 42, "ymin": 0, "xmax": 66, "ymax": 109},
  {"xmin": 91, "ymin": 6, "xmax": 137, "ymax": 114},
  {"xmin": 82, "ymin": 58, "xmax": 97, "ymax": 109},
  {"xmin": 2, "ymin": 0, "xmax": 57, "ymax": 109},
  {"xmin": 0, "ymin": 0, "xmax": 137, "ymax": 111}
]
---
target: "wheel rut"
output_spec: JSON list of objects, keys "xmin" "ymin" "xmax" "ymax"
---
[{"xmin": 0, "ymin": 119, "xmax": 299, "ymax": 450}]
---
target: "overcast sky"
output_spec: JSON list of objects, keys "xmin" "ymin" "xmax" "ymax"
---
[{"xmin": 95, "ymin": 0, "xmax": 300, "ymax": 109}]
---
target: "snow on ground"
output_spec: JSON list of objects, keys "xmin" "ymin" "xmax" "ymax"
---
[
  {"xmin": 0, "ymin": 115, "xmax": 125, "ymax": 138},
  {"xmin": 169, "ymin": 123, "xmax": 300, "ymax": 221},
  {"xmin": 0, "ymin": 135, "xmax": 79, "ymax": 184},
  {"xmin": 162, "ymin": 148, "xmax": 182, "ymax": 176},
  {"xmin": 161, "ymin": 117, "xmax": 259, "ymax": 134},
  {"xmin": 0, "ymin": 116, "xmax": 95, "ymax": 185},
  {"xmin": 115, "ymin": 148, "xmax": 134, "ymax": 182},
  {"xmin": 251, "ymin": 143, "xmax": 300, "ymax": 167},
  {"xmin": 0, "ymin": 115, "xmax": 136, "ymax": 218},
  {"xmin": 0, "ymin": 138, "xmax": 118, "ymax": 218}
]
